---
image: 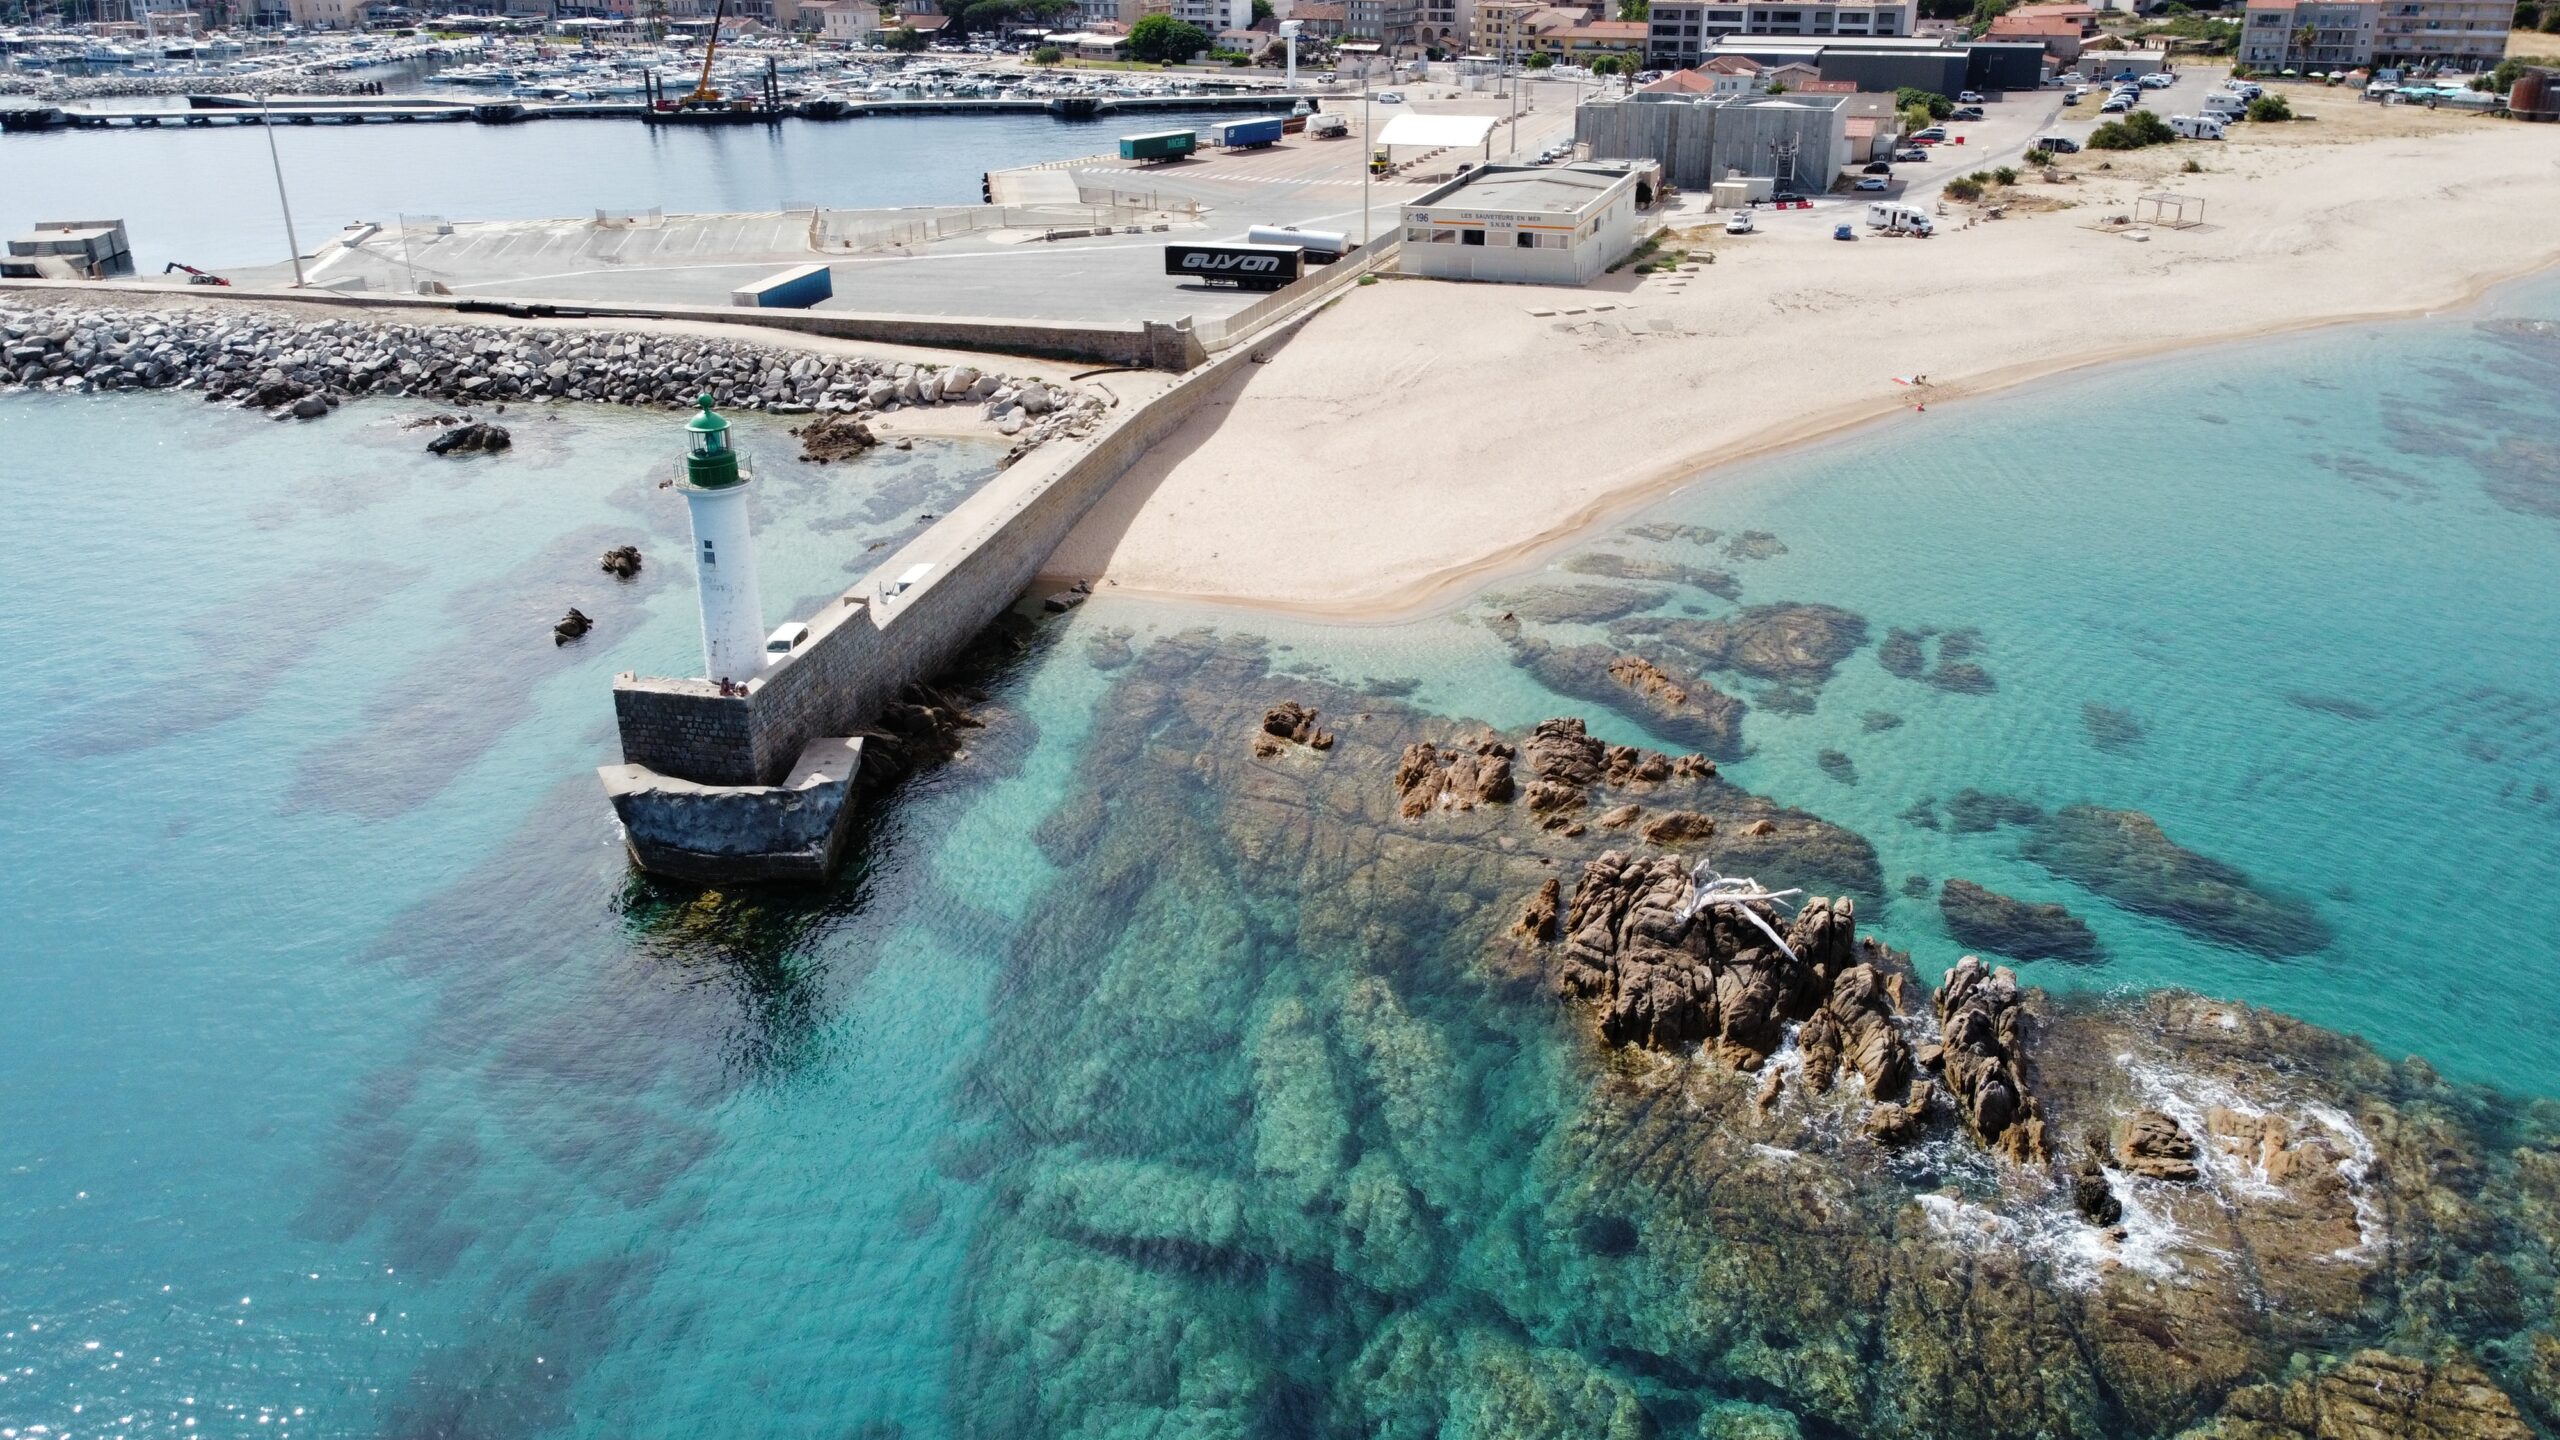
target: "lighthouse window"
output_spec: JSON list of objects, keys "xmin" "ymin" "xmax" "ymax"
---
[{"xmin": 701, "ymin": 539, "xmax": 717, "ymax": 566}]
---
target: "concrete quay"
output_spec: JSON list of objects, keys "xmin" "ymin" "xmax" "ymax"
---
[{"xmin": 600, "ymin": 737, "xmax": 865, "ymax": 884}]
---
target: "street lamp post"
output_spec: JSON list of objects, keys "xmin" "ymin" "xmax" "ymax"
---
[
  {"xmin": 1361, "ymin": 72, "xmax": 1372, "ymax": 244},
  {"xmin": 259, "ymin": 93, "xmax": 306, "ymax": 288}
]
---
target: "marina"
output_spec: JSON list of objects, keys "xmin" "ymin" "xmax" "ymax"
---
[{"xmin": 3, "ymin": 86, "xmax": 1319, "ymax": 131}]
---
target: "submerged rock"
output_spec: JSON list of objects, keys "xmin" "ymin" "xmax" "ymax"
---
[
  {"xmin": 426, "ymin": 420, "xmax": 510, "ymax": 455},
  {"xmin": 2020, "ymin": 805, "xmax": 2333, "ymax": 958},
  {"xmin": 1562, "ymin": 549, "xmax": 1739, "ymax": 599},
  {"xmin": 791, "ymin": 411, "xmax": 878, "ymax": 463},
  {"xmin": 1944, "ymin": 789, "xmax": 2043, "ymax": 834},
  {"xmin": 2081, "ymin": 702, "xmax": 2146, "ymax": 752},
  {"xmin": 1493, "ymin": 617, "xmax": 1747, "ymax": 758},
  {"xmin": 1256, "ymin": 700, "xmax": 1335, "ymax": 756},
  {"xmin": 1938, "ymin": 878, "xmax": 2105, "ymax": 966},
  {"xmin": 1616, "ymin": 602, "xmax": 1871, "ymax": 686},
  {"xmin": 1488, "ymin": 582, "xmax": 1669, "ymax": 625}
]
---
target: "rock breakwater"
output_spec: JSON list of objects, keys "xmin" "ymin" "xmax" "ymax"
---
[{"xmin": 0, "ymin": 299, "xmax": 1105, "ymax": 457}]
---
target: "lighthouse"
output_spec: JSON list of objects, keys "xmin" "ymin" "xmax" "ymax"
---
[{"xmin": 678, "ymin": 396, "xmax": 766, "ymax": 686}]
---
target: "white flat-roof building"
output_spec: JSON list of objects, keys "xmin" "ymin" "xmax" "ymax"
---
[{"xmin": 1397, "ymin": 163, "xmax": 1640, "ymax": 285}]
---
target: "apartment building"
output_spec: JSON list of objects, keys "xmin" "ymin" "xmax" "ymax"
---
[
  {"xmin": 2372, "ymin": 0, "xmax": 2505, "ymax": 67},
  {"xmin": 2242, "ymin": 0, "xmax": 2502, "ymax": 69},
  {"xmin": 1416, "ymin": 0, "xmax": 1472, "ymax": 48},
  {"xmin": 1645, "ymin": 0, "xmax": 1915, "ymax": 68},
  {"xmin": 1346, "ymin": 0, "xmax": 1422, "ymax": 40}
]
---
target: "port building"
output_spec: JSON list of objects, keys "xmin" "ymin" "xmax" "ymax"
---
[{"xmin": 1396, "ymin": 163, "xmax": 1640, "ymax": 285}]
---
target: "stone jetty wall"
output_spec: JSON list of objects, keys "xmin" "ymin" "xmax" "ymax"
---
[{"xmin": 612, "ymin": 317, "xmax": 1298, "ymax": 786}]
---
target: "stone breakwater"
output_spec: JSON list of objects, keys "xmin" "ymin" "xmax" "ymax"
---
[
  {"xmin": 0, "ymin": 67, "xmax": 410, "ymax": 103},
  {"xmin": 0, "ymin": 299, "xmax": 1109, "ymax": 460}
]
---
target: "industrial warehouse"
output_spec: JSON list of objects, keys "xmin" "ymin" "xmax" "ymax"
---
[{"xmin": 1398, "ymin": 163, "xmax": 1645, "ymax": 285}]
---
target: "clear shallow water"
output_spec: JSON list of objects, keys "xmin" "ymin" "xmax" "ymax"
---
[
  {"xmin": 3, "ymin": 277, "xmax": 2558, "ymax": 1437},
  {"xmin": 0, "ymin": 107, "xmax": 1257, "ymax": 273}
]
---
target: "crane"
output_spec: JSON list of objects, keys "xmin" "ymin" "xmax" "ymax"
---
[{"xmin": 684, "ymin": 0, "xmax": 731, "ymax": 107}]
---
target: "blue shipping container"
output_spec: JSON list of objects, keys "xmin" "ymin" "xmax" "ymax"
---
[
  {"xmin": 731, "ymin": 262, "xmax": 834, "ymax": 310},
  {"xmin": 1211, "ymin": 116, "xmax": 1286, "ymax": 148}
]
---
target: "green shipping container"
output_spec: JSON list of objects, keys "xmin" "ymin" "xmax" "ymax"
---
[{"xmin": 1118, "ymin": 129, "xmax": 1198, "ymax": 162}]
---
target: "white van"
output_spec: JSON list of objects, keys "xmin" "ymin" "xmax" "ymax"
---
[
  {"xmin": 2169, "ymin": 114, "xmax": 2226, "ymax": 139},
  {"xmin": 1865, "ymin": 201, "xmax": 1933, "ymax": 235},
  {"xmin": 2200, "ymin": 92, "xmax": 2246, "ymax": 120}
]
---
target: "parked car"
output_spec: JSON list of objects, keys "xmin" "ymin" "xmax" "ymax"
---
[
  {"xmin": 1375, "ymin": 90, "xmax": 1404, "ymax": 103},
  {"xmin": 1951, "ymin": 105, "xmax": 1984, "ymax": 120},
  {"xmin": 1771, "ymin": 190, "xmax": 1808, "ymax": 203},
  {"xmin": 1860, "ymin": 160, "xmax": 1893, "ymax": 173},
  {"xmin": 2062, "ymin": 90, "xmax": 2083, "ymax": 105},
  {"xmin": 1957, "ymin": 89, "xmax": 1984, "ymax": 103},
  {"xmin": 2034, "ymin": 135, "xmax": 2080, "ymax": 153},
  {"xmin": 1893, "ymin": 145, "xmax": 1930, "ymax": 161},
  {"xmin": 1854, "ymin": 175, "xmax": 1889, "ymax": 190},
  {"xmin": 1910, "ymin": 125, "xmax": 1947, "ymax": 142},
  {"xmin": 1725, "ymin": 208, "xmax": 1756, "ymax": 234},
  {"xmin": 2099, "ymin": 97, "xmax": 2130, "ymax": 112},
  {"xmin": 2140, "ymin": 72, "xmax": 2175, "ymax": 88}
]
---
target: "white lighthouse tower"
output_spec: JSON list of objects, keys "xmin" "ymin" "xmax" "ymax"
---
[{"xmin": 678, "ymin": 395, "xmax": 766, "ymax": 686}]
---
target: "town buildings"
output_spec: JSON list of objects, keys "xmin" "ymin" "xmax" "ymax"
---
[{"xmin": 1643, "ymin": 0, "xmax": 1916, "ymax": 68}]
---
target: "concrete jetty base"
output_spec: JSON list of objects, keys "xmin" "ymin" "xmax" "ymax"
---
[{"xmin": 599, "ymin": 736, "xmax": 863, "ymax": 885}]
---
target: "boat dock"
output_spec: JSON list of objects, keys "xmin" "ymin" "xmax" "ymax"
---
[{"xmin": 0, "ymin": 90, "xmax": 1317, "ymax": 134}]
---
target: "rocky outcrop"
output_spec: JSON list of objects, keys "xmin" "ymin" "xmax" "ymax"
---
[
  {"xmin": 1487, "ymin": 583, "xmax": 1668, "ymax": 624},
  {"xmin": 1639, "ymin": 810, "xmax": 1716, "ymax": 847},
  {"xmin": 1927, "ymin": 956, "xmax": 2047, "ymax": 1162},
  {"xmin": 790, "ymin": 411, "xmax": 876, "ymax": 462},
  {"xmin": 2199, "ymin": 1350, "xmax": 2535, "ymax": 1440},
  {"xmin": 2113, "ymin": 1108, "xmax": 2200, "ymax": 1182},
  {"xmin": 1556, "ymin": 853, "xmax": 1883, "ymax": 1080},
  {"xmin": 2021, "ymin": 805, "xmax": 2333, "ymax": 958},
  {"xmin": 1515, "ymin": 878, "xmax": 1561, "ymax": 944},
  {"xmin": 1938, "ymin": 878, "xmax": 2105, "ymax": 965},
  {"xmin": 552, "ymin": 607, "xmax": 591, "ymax": 645},
  {"xmin": 426, "ymin": 421, "xmax": 510, "ymax": 455},
  {"xmin": 599, "ymin": 544, "xmax": 643, "ymax": 580},
  {"xmin": 1394, "ymin": 736, "xmax": 1515, "ymax": 818},
  {"xmin": 1255, "ymin": 701, "xmax": 1335, "ymax": 757},
  {"xmin": 1562, "ymin": 549, "xmax": 1739, "ymax": 600}
]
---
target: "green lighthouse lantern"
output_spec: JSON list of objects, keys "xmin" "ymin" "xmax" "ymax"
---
[{"xmin": 685, "ymin": 395, "xmax": 742, "ymax": 489}]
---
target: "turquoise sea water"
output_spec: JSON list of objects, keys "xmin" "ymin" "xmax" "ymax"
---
[{"xmin": 3, "ymin": 277, "xmax": 2558, "ymax": 1437}]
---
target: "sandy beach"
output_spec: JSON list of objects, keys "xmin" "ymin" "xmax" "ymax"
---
[{"xmin": 1052, "ymin": 115, "xmax": 2560, "ymax": 617}]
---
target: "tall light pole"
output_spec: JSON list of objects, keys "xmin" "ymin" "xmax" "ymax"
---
[
  {"xmin": 259, "ymin": 93, "xmax": 306, "ymax": 287},
  {"xmin": 1360, "ymin": 70, "xmax": 1372, "ymax": 244}
]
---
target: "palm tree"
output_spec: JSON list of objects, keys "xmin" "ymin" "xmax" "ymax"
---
[{"xmin": 2289, "ymin": 19, "xmax": 2315, "ymax": 67}]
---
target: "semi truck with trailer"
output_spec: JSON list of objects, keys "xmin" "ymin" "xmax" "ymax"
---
[
  {"xmin": 1118, "ymin": 129, "xmax": 1198, "ymax": 163},
  {"xmin": 1208, "ymin": 116, "xmax": 1287, "ymax": 149},
  {"xmin": 1164, "ymin": 242, "xmax": 1305, "ymax": 291}
]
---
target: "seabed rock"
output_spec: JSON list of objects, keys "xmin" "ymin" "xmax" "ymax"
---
[
  {"xmin": 1938, "ymin": 878, "xmax": 2105, "ymax": 965},
  {"xmin": 426, "ymin": 421, "xmax": 510, "ymax": 455},
  {"xmin": 2021, "ymin": 804, "xmax": 2333, "ymax": 957}
]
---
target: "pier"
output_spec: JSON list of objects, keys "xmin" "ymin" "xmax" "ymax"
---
[{"xmin": 0, "ymin": 89, "xmax": 1319, "ymax": 135}]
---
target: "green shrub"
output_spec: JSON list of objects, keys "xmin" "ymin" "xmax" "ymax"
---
[
  {"xmin": 2024, "ymin": 147, "xmax": 2054, "ymax": 166},
  {"xmin": 2182, "ymin": 157, "xmax": 2202, "ymax": 172},
  {"xmin": 1992, "ymin": 165, "xmax": 2019, "ymax": 185},
  {"xmin": 1944, "ymin": 175, "xmax": 1985, "ymax": 201},
  {"xmin": 1031, "ymin": 44, "xmax": 1063, "ymax": 63},
  {"xmin": 2247, "ymin": 93, "xmax": 2292, "ymax": 121},
  {"xmin": 1896, "ymin": 86, "xmax": 1956, "ymax": 119}
]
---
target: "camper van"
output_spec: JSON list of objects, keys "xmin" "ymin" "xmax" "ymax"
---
[
  {"xmin": 2169, "ymin": 113, "xmax": 2226, "ymax": 139},
  {"xmin": 1865, "ymin": 202, "xmax": 1933, "ymax": 236},
  {"xmin": 2200, "ymin": 92, "xmax": 2247, "ymax": 121}
]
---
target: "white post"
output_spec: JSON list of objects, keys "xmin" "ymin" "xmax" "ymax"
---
[
  {"xmin": 681, "ymin": 479, "xmax": 766, "ymax": 684},
  {"xmin": 260, "ymin": 94, "xmax": 306, "ymax": 288},
  {"xmin": 1361, "ymin": 77, "xmax": 1372, "ymax": 244}
]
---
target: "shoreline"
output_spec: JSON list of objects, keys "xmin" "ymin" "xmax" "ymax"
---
[
  {"xmin": 1060, "ymin": 251, "xmax": 2560, "ymax": 629},
  {"xmin": 1047, "ymin": 122, "xmax": 2560, "ymax": 621}
]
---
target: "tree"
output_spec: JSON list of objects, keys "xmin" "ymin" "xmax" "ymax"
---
[
  {"xmin": 2246, "ymin": 92, "xmax": 2292, "ymax": 120},
  {"xmin": 2288, "ymin": 21, "xmax": 2314, "ymax": 67},
  {"xmin": 1525, "ymin": 49, "xmax": 1554, "ymax": 68},
  {"xmin": 886, "ymin": 22, "xmax": 928, "ymax": 49},
  {"xmin": 1590, "ymin": 53, "xmax": 1630, "ymax": 76},
  {"xmin": 1128, "ymin": 12, "xmax": 1208, "ymax": 61},
  {"xmin": 2514, "ymin": 0, "xmax": 2540, "ymax": 26},
  {"xmin": 1617, "ymin": 0, "xmax": 1648, "ymax": 17},
  {"xmin": 1032, "ymin": 42, "xmax": 1061, "ymax": 62},
  {"xmin": 1251, "ymin": 0, "xmax": 1272, "ymax": 19},
  {"xmin": 1896, "ymin": 86, "xmax": 1955, "ymax": 119}
]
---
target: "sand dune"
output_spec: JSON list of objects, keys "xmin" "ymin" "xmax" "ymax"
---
[{"xmin": 1053, "ymin": 122, "xmax": 2560, "ymax": 617}]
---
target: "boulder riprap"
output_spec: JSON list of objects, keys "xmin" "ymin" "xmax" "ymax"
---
[
  {"xmin": 0, "ymin": 298, "xmax": 1107, "ymax": 465},
  {"xmin": 426, "ymin": 421, "xmax": 510, "ymax": 456}
]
